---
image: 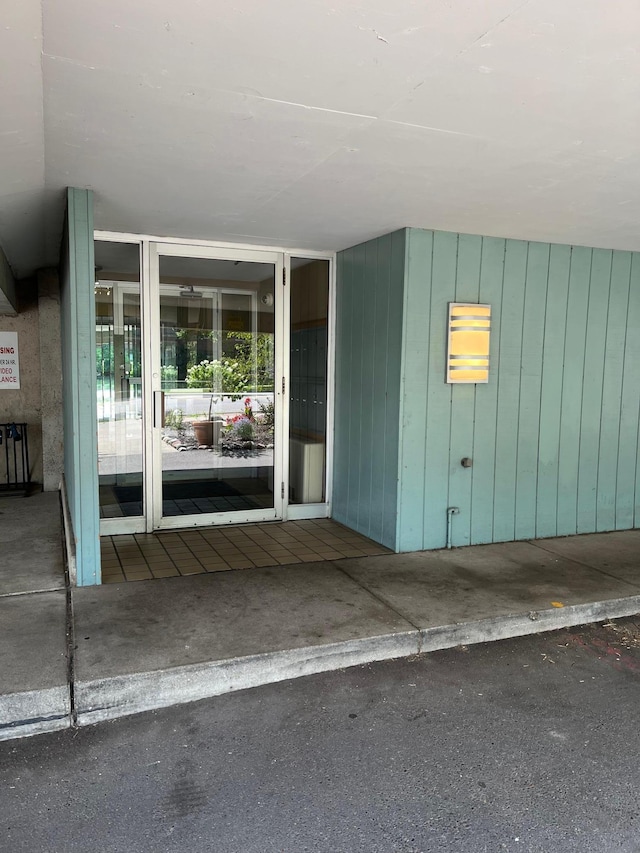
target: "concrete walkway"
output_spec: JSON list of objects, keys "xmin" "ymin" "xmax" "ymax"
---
[
  {"xmin": 2, "ymin": 491, "xmax": 640, "ymax": 740},
  {"xmin": 0, "ymin": 493, "xmax": 69, "ymax": 740}
]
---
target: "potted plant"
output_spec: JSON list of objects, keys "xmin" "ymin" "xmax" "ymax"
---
[
  {"xmin": 192, "ymin": 393, "xmax": 219, "ymax": 446},
  {"xmin": 187, "ymin": 360, "xmax": 223, "ymax": 447}
]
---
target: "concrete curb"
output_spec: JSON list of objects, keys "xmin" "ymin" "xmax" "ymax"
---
[
  {"xmin": 75, "ymin": 630, "xmax": 421, "ymax": 726},
  {"xmin": 0, "ymin": 686, "xmax": 71, "ymax": 742},
  {"xmin": 75, "ymin": 594, "xmax": 640, "ymax": 729},
  {"xmin": 419, "ymin": 595, "xmax": 640, "ymax": 652},
  {"xmin": 7, "ymin": 594, "xmax": 640, "ymax": 738}
]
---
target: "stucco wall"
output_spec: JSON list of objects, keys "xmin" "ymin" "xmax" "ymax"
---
[
  {"xmin": 0, "ymin": 247, "xmax": 17, "ymax": 314},
  {"xmin": 0, "ymin": 278, "xmax": 43, "ymax": 486},
  {"xmin": 38, "ymin": 269, "xmax": 64, "ymax": 490},
  {"xmin": 0, "ymin": 271, "xmax": 64, "ymax": 491}
]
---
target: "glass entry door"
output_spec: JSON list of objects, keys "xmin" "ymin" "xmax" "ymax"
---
[{"xmin": 147, "ymin": 244, "xmax": 283, "ymax": 529}]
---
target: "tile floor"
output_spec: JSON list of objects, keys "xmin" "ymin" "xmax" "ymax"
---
[{"xmin": 101, "ymin": 519, "xmax": 391, "ymax": 583}]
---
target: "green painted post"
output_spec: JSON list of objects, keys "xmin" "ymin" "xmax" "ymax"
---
[{"xmin": 63, "ymin": 188, "xmax": 100, "ymax": 586}]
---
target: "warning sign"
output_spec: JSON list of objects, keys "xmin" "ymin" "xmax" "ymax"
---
[{"xmin": 0, "ymin": 332, "xmax": 19, "ymax": 389}]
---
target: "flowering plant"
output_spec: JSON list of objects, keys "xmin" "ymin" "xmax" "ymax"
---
[
  {"xmin": 225, "ymin": 413, "xmax": 245, "ymax": 426},
  {"xmin": 228, "ymin": 415, "xmax": 254, "ymax": 441}
]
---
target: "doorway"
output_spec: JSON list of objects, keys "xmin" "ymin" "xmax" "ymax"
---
[
  {"xmin": 95, "ymin": 237, "xmax": 332, "ymax": 535},
  {"xmin": 149, "ymin": 244, "xmax": 282, "ymax": 530}
]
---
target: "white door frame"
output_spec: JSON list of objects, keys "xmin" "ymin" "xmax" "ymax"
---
[
  {"xmin": 147, "ymin": 241, "xmax": 284, "ymax": 531},
  {"xmin": 95, "ymin": 231, "xmax": 335, "ymax": 535}
]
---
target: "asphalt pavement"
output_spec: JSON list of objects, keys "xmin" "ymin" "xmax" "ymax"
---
[{"xmin": 2, "ymin": 618, "xmax": 640, "ymax": 853}]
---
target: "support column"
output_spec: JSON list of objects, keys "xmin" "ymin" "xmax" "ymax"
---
[{"xmin": 60, "ymin": 188, "xmax": 100, "ymax": 586}]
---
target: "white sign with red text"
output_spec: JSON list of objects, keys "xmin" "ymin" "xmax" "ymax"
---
[{"xmin": 0, "ymin": 332, "xmax": 19, "ymax": 389}]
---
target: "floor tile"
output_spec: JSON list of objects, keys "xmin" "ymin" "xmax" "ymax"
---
[{"xmin": 105, "ymin": 521, "xmax": 390, "ymax": 584}]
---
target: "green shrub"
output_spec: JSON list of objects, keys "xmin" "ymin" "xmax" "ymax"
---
[
  {"xmin": 165, "ymin": 408, "xmax": 184, "ymax": 430},
  {"xmin": 186, "ymin": 358, "xmax": 252, "ymax": 394},
  {"xmin": 259, "ymin": 399, "xmax": 275, "ymax": 428}
]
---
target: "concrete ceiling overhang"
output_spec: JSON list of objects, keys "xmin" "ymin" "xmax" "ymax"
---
[
  {"xmin": 0, "ymin": 0, "xmax": 47, "ymax": 279},
  {"xmin": 2, "ymin": 0, "xmax": 640, "ymax": 278}
]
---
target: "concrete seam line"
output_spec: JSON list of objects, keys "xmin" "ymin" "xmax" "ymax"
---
[
  {"xmin": 59, "ymin": 478, "xmax": 77, "ymax": 586},
  {"xmin": 66, "ymin": 586, "xmax": 77, "ymax": 727},
  {"xmin": 526, "ymin": 538, "xmax": 640, "ymax": 591},
  {"xmin": 60, "ymin": 490, "xmax": 77, "ymax": 728},
  {"xmin": 332, "ymin": 560, "xmax": 423, "ymax": 634},
  {"xmin": 0, "ymin": 587, "xmax": 66, "ymax": 599}
]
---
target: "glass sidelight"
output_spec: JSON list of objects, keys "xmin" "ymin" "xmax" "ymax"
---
[
  {"xmin": 150, "ymin": 247, "xmax": 281, "ymax": 528},
  {"xmin": 95, "ymin": 241, "xmax": 144, "ymax": 521},
  {"xmin": 288, "ymin": 258, "xmax": 330, "ymax": 505}
]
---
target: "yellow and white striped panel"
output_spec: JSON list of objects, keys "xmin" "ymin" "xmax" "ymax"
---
[{"xmin": 446, "ymin": 303, "xmax": 491, "ymax": 384}]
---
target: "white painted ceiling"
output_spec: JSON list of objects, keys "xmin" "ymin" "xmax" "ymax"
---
[{"xmin": 2, "ymin": 0, "xmax": 640, "ymax": 277}]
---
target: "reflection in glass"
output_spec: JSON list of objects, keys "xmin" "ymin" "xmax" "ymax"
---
[
  {"xmin": 289, "ymin": 259, "xmax": 329, "ymax": 504},
  {"xmin": 95, "ymin": 241, "xmax": 143, "ymax": 519},
  {"xmin": 158, "ymin": 256, "xmax": 275, "ymax": 517}
]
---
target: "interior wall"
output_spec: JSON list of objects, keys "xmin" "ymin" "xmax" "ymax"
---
[
  {"xmin": 399, "ymin": 228, "xmax": 640, "ymax": 551},
  {"xmin": 333, "ymin": 230, "xmax": 406, "ymax": 549}
]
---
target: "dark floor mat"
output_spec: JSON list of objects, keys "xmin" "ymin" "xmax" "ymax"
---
[{"xmin": 100, "ymin": 477, "xmax": 273, "ymax": 518}]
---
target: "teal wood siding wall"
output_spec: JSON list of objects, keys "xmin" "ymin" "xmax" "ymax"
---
[
  {"xmin": 60, "ymin": 188, "xmax": 100, "ymax": 585},
  {"xmin": 333, "ymin": 230, "xmax": 406, "ymax": 549},
  {"xmin": 399, "ymin": 228, "xmax": 640, "ymax": 551}
]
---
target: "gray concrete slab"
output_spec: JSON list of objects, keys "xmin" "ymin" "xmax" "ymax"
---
[
  {"xmin": 339, "ymin": 540, "xmax": 640, "ymax": 648},
  {"xmin": 0, "ymin": 590, "xmax": 70, "ymax": 740},
  {"xmin": 531, "ymin": 529, "xmax": 640, "ymax": 585},
  {"xmin": 0, "ymin": 491, "xmax": 65, "ymax": 596},
  {"xmin": 73, "ymin": 564, "xmax": 419, "ymax": 724}
]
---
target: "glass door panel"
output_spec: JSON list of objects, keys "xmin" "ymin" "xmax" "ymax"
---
[
  {"xmin": 153, "ymin": 250, "xmax": 279, "ymax": 526},
  {"xmin": 95, "ymin": 240, "xmax": 144, "ymax": 524}
]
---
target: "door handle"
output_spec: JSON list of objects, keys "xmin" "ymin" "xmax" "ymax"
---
[{"xmin": 153, "ymin": 390, "xmax": 165, "ymax": 428}]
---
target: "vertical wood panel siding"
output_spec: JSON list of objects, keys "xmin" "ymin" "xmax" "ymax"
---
[
  {"xmin": 470, "ymin": 237, "xmax": 506, "ymax": 544},
  {"xmin": 447, "ymin": 235, "xmax": 482, "ymax": 547},
  {"xmin": 491, "ymin": 239, "xmax": 528, "ymax": 544},
  {"xmin": 399, "ymin": 228, "xmax": 640, "ymax": 551},
  {"xmin": 60, "ymin": 188, "xmax": 100, "ymax": 585},
  {"xmin": 618, "ymin": 256, "xmax": 640, "ymax": 530},
  {"xmin": 514, "ymin": 241, "xmax": 549, "ymax": 541},
  {"xmin": 576, "ymin": 250, "xmax": 613, "ymax": 534},
  {"xmin": 397, "ymin": 229, "xmax": 432, "ymax": 550},
  {"xmin": 334, "ymin": 231, "xmax": 405, "ymax": 549}
]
